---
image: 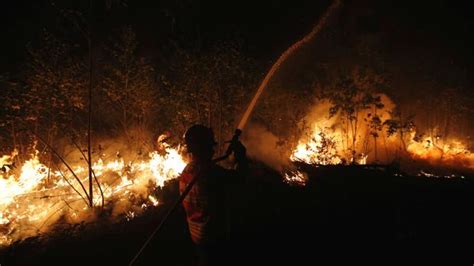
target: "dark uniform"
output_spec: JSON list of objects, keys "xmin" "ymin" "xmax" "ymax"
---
[{"xmin": 179, "ymin": 125, "xmax": 247, "ymax": 266}]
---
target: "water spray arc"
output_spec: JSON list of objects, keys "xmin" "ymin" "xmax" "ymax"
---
[
  {"xmin": 237, "ymin": 0, "xmax": 342, "ymax": 131},
  {"xmin": 129, "ymin": 1, "xmax": 342, "ymax": 264}
]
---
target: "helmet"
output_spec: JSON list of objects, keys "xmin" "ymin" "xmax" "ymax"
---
[{"xmin": 183, "ymin": 125, "xmax": 216, "ymax": 153}]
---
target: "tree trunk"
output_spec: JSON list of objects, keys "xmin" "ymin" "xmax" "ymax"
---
[
  {"xmin": 87, "ymin": 0, "xmax": 94, "ymax": 208},
  {"xmin": 217, "ymin": 85, "xmax": 223, "ymax": 155},
  {"xmin": 208, "ymin": 84, "xmax": 212, "ymax": 128},
  {"xmin": 373, "ymin": 135, "xmax": 377, "ymax": 162}
]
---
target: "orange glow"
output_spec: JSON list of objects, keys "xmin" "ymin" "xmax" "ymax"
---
[{"xmin": 0, "ymin": 137, "xmax": 185, "ymax": 246}]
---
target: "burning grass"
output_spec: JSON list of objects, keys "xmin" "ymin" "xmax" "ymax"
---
[
  {"xmin": 0, "ymin": 138, "xmax": 185, "ymax": 246},
  {"xmin": 288, "ymin": 96, "xmax": 474, "ymax": 176},
  {"xmin": 2, "ymin": 95, "xmax": 474, "ymax": 245}
]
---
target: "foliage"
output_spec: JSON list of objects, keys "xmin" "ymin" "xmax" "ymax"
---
[
  {"xmin": 0, "ymin": 31, "xmax": 88, "ymax": 155},
  {"xmin": 159, "ymin": 43, "xmax": 258, "ymax": 151},
  {"xmin": 323, "ymin": 67, "xmax": 385, "ymax": 160},
  {"xmin": 384, "ymin": 111, "xmax": 415, "ymax": 152},
  {"xmin": 308, "ymin": 129, "xmax": 339, "ymax": 165},
  {"xmin": 27, "ymin": 30, "xmax": 88, "ymax": 127},
  {"xmin": 100, "ymin": 26, "xmax": 158, "ymax": 140}
]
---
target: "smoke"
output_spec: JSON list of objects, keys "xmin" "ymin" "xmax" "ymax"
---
[
  {"xmin": 241, "ymin": 95, "xmax": 401, "ymax": 170},
  {"xmin": 301, "ymin": 99, "xmax": 339, "ymax": 129},
  {"xmin": 243, "ymin": 123, "xmax": 291, "ymax": 171}
]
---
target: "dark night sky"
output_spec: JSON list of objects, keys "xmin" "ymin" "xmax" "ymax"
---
[{"xmin": 1, "ymin": 0, "xmax": 474, "ymax": 77}]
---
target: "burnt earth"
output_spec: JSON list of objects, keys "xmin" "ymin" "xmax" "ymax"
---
[{"xmin": 1, "ymin": 162, "xmax": 473, "ymax": 265}]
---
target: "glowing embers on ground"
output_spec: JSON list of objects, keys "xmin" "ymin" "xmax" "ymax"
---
[
  {"xmin": 417, "ymin": 170, "xmax": 465, "ymax": 179},
  {"xmin": 0, "ymin": 142, "xmax": 186, "ymax": 246},
  {"xmin": 283, "ymin": 170, "xmax": 307, "ymax": 186}
]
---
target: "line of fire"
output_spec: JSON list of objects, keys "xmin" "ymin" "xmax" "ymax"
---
[{"xmin": 1, "ymin": 0, "xmax": 473, "ymax": 265}]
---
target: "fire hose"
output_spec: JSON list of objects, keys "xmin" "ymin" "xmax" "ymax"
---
[
  {"xmin": 128, "ymin": 130, "xmax": 241, "ymax": 266},
  {"xmin": 129, "ymin": 1, "xmax": 341, "ymax": 264}
]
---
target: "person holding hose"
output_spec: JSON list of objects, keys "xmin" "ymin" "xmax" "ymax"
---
[{"xmin": 179, "ymin": 124, "xmax": 248, "ymax": 266}]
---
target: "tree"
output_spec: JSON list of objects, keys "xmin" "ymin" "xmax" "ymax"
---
[
  {"xmin": 25, "ymin": 30, "xmax": 87, "ymax": 145},
  {"xmin": 0, "ymin": 75, "xmax": 27, "ymax": 156},
  {"xmin": 324, "ymin": 67, "xmax": 385, "ymax": 162},
  {"xmin": 101, "ymin": 26, "xmax": 158, "ymax": 145},
  {"xmin": 160, "ymin": 42, "xmax": 257, "ymax": 153},
  {"xmin": 367, "ymin": 113, "xmax": 382, "ymax": 161},
  {"xmin": 384, "ymin": 111, "xmax": 415, "ymax": 157}
]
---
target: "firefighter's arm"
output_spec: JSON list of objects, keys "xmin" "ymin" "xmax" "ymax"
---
[{"xmin": 231, "ymin": 140, "xmax": 248, "ymax": 174}]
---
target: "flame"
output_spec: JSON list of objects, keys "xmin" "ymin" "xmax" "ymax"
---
[
  {"xmin": 407, "ymin": 135, "xmax": 474, "ymax": 169},
  {"xmin": 291, "ymin": 125, "xmax": 474, "ymax": 168},
  {"xmin": 290, "ymin": 129, "xmax": 342, "ymax": 165},
  {"xmin": 148, "ymin": 195, "xmax": 159, "ymax": 206},
  {"xmin": 284, "ymin": 170, "xmax": 307, "ymax": 186},
  {"xmin": 0, "ymin": 140, "xmax": 186, "ymax": 246},
  {"xmin": 287, "ymin": 98, "xmax": 474, "ymax": 185}
]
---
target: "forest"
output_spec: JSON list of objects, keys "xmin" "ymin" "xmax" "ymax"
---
[{"xmin": 1, "ymin": 0, "xmax": 473, "ymax": 264}]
